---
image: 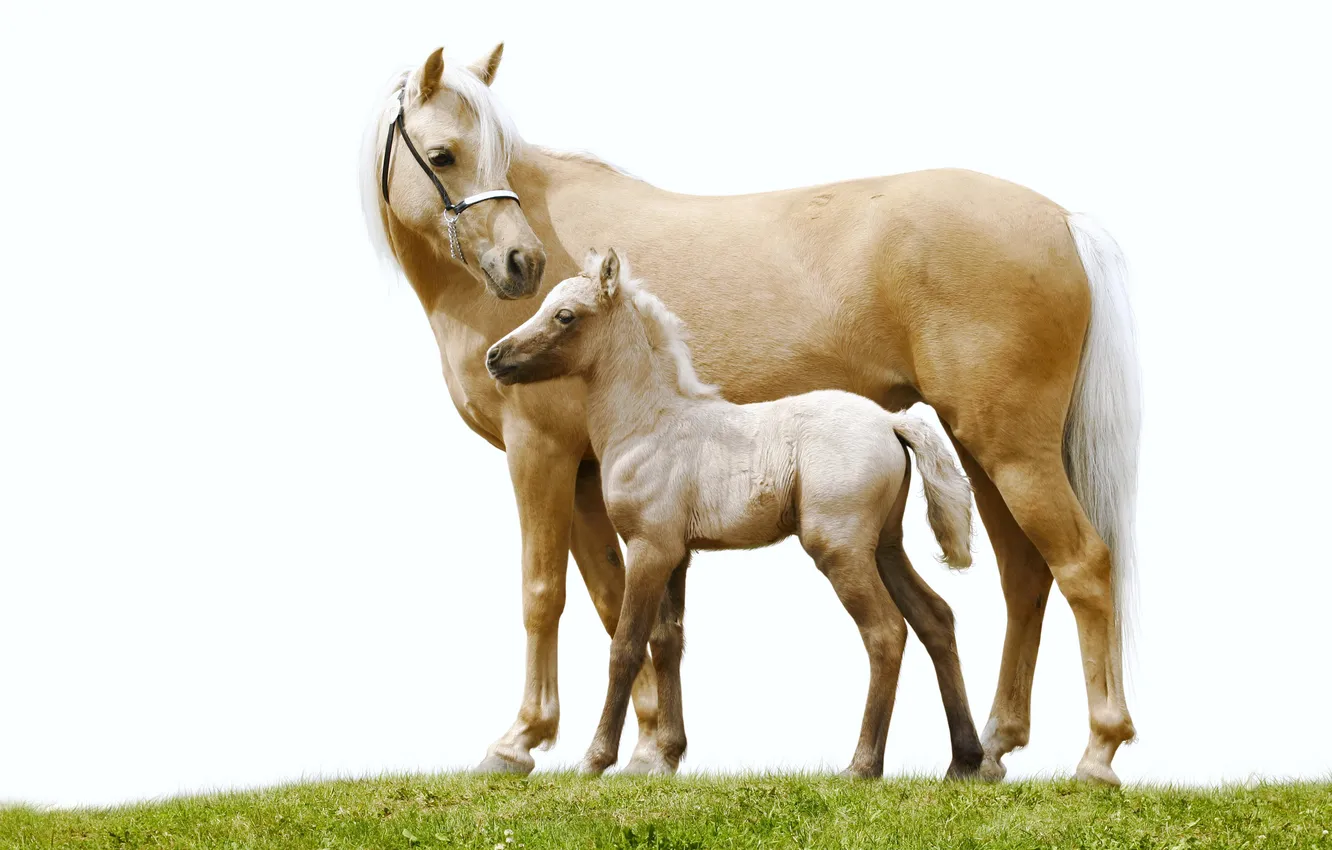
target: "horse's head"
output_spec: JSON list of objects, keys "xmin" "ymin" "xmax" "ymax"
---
[
  {"xmin": 378, "ymin": 46, "xmax": 545, "ymax": 299},
  {"xmin": 486, "ymin": 249, "xmax": 626, "ymax": 384}
]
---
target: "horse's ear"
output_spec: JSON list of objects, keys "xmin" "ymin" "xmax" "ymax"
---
[
  {"xmin": 418, "ymin": 47, "xmax": 445, "ymax": 102},
  {"xmin": 599, "ymin": 248, "xmax": 621, "ymax": 297},
  {"xmin": 470, "ymin": 43, "xmax": 504, "ymax": 87}
]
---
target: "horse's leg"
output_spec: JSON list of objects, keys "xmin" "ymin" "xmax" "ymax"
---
[
  {"xmin": 475, "ymin": 431, "xmax": 582, "ymax": 775},
  {"xmin": 629, "ymin": 559, "xmax": 689, "ymax": 774},
  {"xmin": 569, "ymin": 462, "xmax": 666, "ymax": 773},
  {"xmin": 806, "ymin": 535, "xmax": 908, "ymax": 779},
  {"xmin": 950, "ymin": 406, "xmax": 1133, "ymax": 784},
  {"xmin": 583, "ymin": 538, "xmax": 683, "ymax": 774},
  {"xmin": 874, "ymin": 467, "xmax": 983, "ymax": 778},
  {"xmin": 984, "ymin": 453, "xmax": 1133, "ymax": 784},
  {"xmin": 946, "ymin": 433, "xmax": 1053, "ymax": 782}
]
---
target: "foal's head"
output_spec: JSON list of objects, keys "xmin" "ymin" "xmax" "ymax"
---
[
  {"xmin": 372, "ymin": 46, "xmax": 545, "ymax": 299},
  {"xmin": 485, "ymin": 249, "xmax": 628, "ymax": 385}
]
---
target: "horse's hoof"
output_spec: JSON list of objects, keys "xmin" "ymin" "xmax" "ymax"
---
[
  {"xmin": 978, "ymin": 755, "xmax": 1007, "ymax": 783},
  {"xmin": 1074, "ymin": 759, "xmax": 1121, "ymax": 787},
  {"xmin": 475, "ymin": 751, "xmax": 533, "ymax": 776},
  {"xmin": 946, "ymin": 756, "xmax": 983, "ymax": 781}
]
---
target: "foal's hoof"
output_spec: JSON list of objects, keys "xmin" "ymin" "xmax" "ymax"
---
[
  {"xmin": 579, "ymin": 760, "xmax": 611, "ymax": 777},
  {"xmin": 1074, "ymin": 759, "xmax": 1121, "ymax": 787},
  {"xmin": 580, "ymin": 749, "xmax": 616, "ymax": 776},
  {"xmin": 978, "ymin": 755, "xmax": 1007, "ymax": 783},
  {"xmin": 837, "ymin": 766, "xmax": 880, "ymax": 780},
  {"xmin": 475, "ymin": 751, "xmax": 534, "ymax": 776}
]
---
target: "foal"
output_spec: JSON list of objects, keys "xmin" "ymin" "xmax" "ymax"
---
[{"xmin": 487, "ymin": 249, "xmax": 981, "ymax": 778}]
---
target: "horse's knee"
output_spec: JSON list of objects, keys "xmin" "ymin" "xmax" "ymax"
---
[
  {"xmin": 1051, "ymin": 540, "xmax": 1113, "ymax": 613},
  {"xmin": 522, "ymin": 578, "xmax": 566, "ymax": 632}
]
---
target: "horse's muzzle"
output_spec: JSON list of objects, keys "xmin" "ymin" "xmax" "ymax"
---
[{"xmin": 484, "ymin": 246, "xmax": 546, "ymax": 300}]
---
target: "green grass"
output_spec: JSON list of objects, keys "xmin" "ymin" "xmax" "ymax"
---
[{"xmin": 3, "ymin": 774, "xmax": 1330, "ymax": 849}]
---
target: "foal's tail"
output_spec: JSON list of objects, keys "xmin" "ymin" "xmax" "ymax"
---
[{"xmin": 891, "ymin": 417, "xmax": 973, "ymax": 569}]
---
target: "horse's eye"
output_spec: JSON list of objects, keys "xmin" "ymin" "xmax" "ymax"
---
[
  {"xmin": 427, "ymin": 149, "xmax": 455, "ymax": 167},
  {"xmin": 555, "ymin": 309, "xmax": 576, "ymax": 326}
]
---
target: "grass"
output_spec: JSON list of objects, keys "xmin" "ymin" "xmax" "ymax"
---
[{"xmin": 2, "ymin": 774, "xmax": 1330, "ymax": 850}]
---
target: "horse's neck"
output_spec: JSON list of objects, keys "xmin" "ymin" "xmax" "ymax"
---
[
  {"xmin": 400, "ymin": 145, "xmax": 654, "ymax": 333},
  {"xmin": 584, "ymin": 308, "xmax": 686, "ymax": 460}
]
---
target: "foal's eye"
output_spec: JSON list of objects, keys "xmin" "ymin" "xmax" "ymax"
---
[
  {"xmin": 427, "ymin": 149, "xmax": 455, "ymax": 167},
  {"xmin": 555, "ymin": 309, "xmax": 576, "ymax": 326}
]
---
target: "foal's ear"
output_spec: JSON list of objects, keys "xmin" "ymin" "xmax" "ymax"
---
[
  {"xmin": 598, "ymin": 248, "xmax": 622, "ymax": 297},
  {"xmin": 418, "ymin": 47, "xmax": 445, "ymax": 102},
  {"xmin": 469, "ymin": 43, "xmax": 504, "ymax": 87}
]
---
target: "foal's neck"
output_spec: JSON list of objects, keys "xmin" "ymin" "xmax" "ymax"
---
[{"xmin": 583, "ymin": 305, "xmax": 690, "ymax": 461}]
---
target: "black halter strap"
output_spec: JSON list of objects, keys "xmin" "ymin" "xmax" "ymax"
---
[{"xmin": 379, "ymin": 88, "xmax": 520, "ymax": 264}]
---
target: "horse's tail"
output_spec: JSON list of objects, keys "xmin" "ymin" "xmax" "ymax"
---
[
  {"xmin": 1064, "ymin": 213, "xmax": 1142, "ymax": 656},
  {"xmin": 891, "ymin": 417, "xmax": 973, "ymax": 570}
]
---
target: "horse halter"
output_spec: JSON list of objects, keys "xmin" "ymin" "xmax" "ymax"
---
[{"xmin": 379, "ymin": 86, "xmax": 520, "ymax": 265}]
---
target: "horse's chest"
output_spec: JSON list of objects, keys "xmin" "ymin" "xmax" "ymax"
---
[{"xmin": 431, "ymin": 315, "xmax": 506, "ymax": 447}]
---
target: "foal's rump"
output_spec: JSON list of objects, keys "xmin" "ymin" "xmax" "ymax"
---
[{"xmin": 783, "ymin": 393, "xmax": 972, "ymax": 568}]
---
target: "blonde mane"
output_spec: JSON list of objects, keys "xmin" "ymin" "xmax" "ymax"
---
[
  {"xmin": 580, "ymin": 254, "xmax": 719, "ymax": 400},
  {"xmin": 358, "ymin": 58, "xmax": 522, "ymax": 269}
]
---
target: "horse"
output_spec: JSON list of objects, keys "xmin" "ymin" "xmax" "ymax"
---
[
  {"xmin": 486, "ymin": 249, "xmax": 979, "ymax": 778},
  {"xmin": 360, "ymin": 44, "xmax": 1140, "ymax": 785}
]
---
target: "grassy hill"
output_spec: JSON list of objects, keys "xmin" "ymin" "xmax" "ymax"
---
[{"xmin": 3, "ymin": 774, "xmax": 1329, "ymax": 849}]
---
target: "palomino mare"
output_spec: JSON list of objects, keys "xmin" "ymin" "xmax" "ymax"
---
[
  {"xmin": 360, "ymin": 45, "xmax": 1140, "ymax": 784},
  {"xmin": 487, "ymin": 249, "xmax": 978, "ymax": 778}
]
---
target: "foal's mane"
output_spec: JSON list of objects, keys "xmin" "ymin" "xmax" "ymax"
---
[{"xmin": 589, "ymin": 256, "xmax": 720, "ymax": 400}]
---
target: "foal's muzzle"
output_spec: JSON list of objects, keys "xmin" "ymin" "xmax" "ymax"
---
[{"xmin": 486, "ymin": 341, "xmax": 519, "ymax": 383}]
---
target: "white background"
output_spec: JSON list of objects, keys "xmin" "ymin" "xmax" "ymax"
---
[{"xmin": 2, "ymin": 1, "xmax": 1329, "ymax": 807}]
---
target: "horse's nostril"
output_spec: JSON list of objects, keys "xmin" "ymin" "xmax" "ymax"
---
[
  {"xmin": 506, "ymin": 249, "xmax": 527, "ymax": 284},
  {"xmin": 528, "ymin": 252, "xmax": 546, "ymax": 287},
  {"xmin": 487, "ymin": 346, "xmax": 502, "ymax": 364}
]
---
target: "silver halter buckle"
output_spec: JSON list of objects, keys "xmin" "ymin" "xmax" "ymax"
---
[{"xmin": 445, "ymin": 210, "xmax": 463, "ymax": 262}]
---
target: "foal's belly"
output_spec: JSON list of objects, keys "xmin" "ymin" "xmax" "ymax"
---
[{"xmin": 686, "ymin": 450, "xmax": 796, "ymax": 551}]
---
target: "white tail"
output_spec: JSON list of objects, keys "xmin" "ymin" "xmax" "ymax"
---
[
  {"xmin": 1064, "ymin": 213, "xmax": 1142, "ymax": 656},
  {"xmin": 891, "ymin": 417, "xmax": 973, "ymax": 569}
]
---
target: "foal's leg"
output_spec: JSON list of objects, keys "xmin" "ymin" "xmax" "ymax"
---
[
  {"xmin": 583, "ymin": 538, "xmax": 685, "ymax": 774},
  {"xmin": 806, "ymin": 532, "xmax": 908, "ymax": 779},
  {"xmin": 624, "ymin": 560, "xmax": 689, "ymax": 774},
  {"xmin": 947, "ymin": 434, "xmax": 1054, "ymax": 783},
  {"xmin": 570, "ymin": 462, "xmax": 666, "ymax": 773},
  {"xmin": 875, "ymin": 469, "xmax": 984, "ymax": 778},
  {"xmin": 476, "ymin": 433, "xmax": 581, "ymax": 775}
]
